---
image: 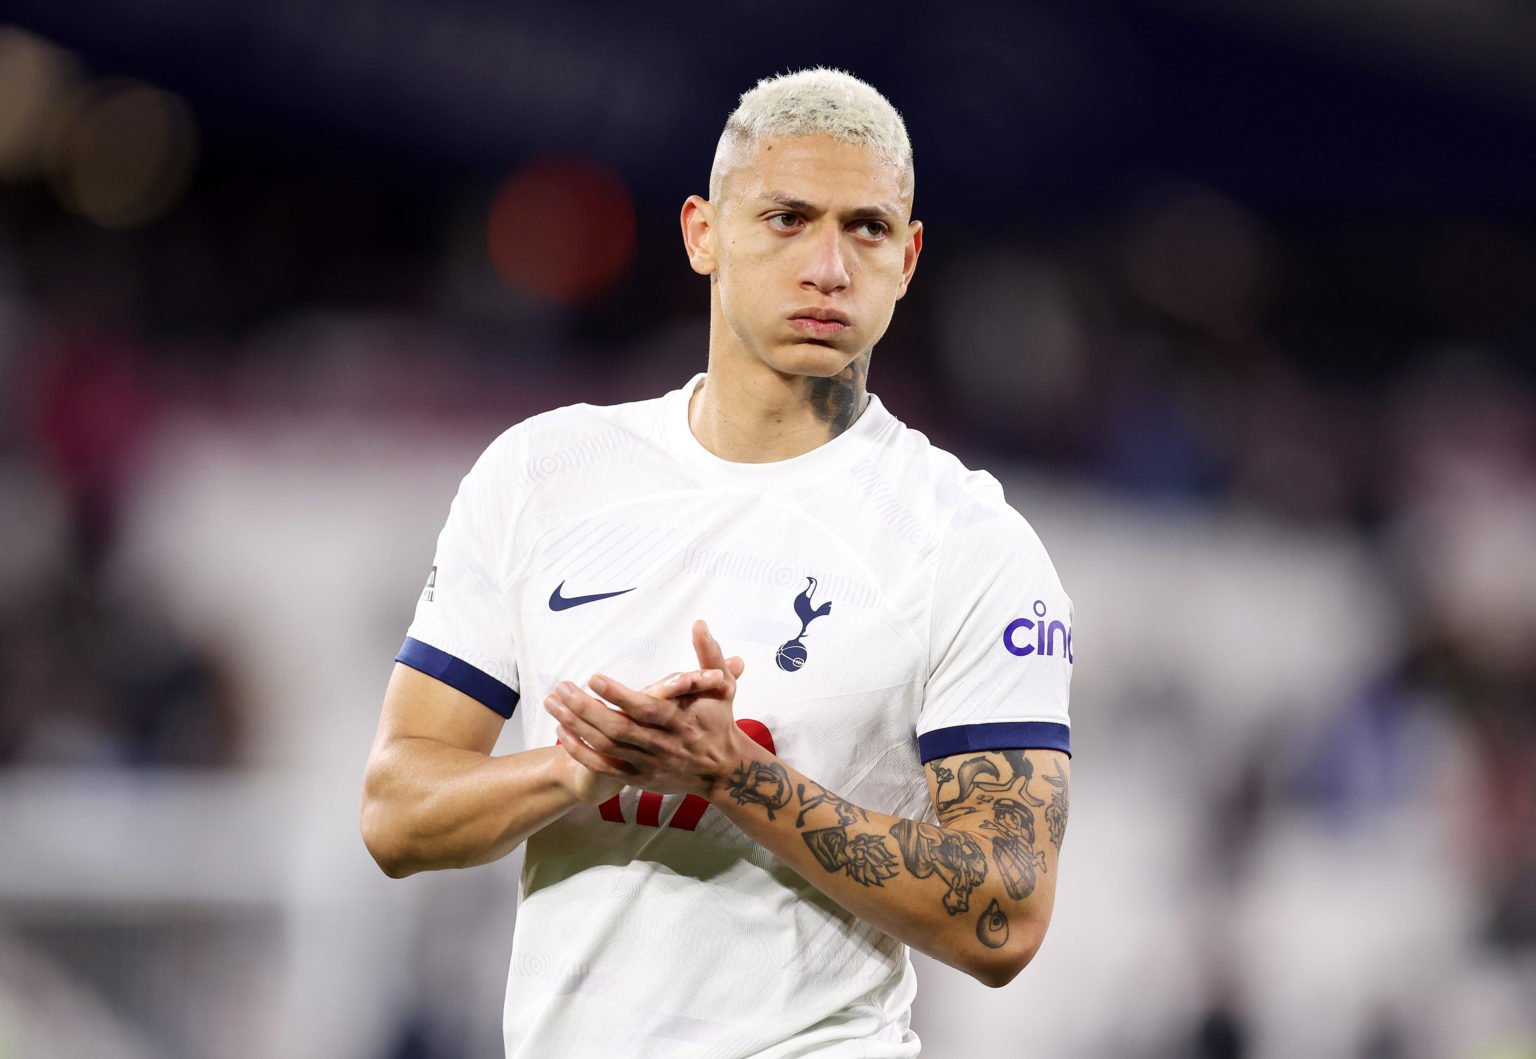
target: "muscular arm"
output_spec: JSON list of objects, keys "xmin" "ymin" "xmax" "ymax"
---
[
  {"xmin": 359, "ymin": 663, "xmax": 619, "ymax": 878},
  {"xmin": 707, "ymin": 742, "xmax": 1068, "ymax": 987},
  {"xmin": 546, "ymin": 622, "xmax": 1070, "ymax": 987}
]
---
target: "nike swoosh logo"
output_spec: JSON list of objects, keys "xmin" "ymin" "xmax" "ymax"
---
[{"xmin": 548, "ymin": 581, "xmax": 636, "ymax": 611}]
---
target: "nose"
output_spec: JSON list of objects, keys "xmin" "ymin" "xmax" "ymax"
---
[{"xmin": 799, "ymin": 225, "xmax": 850, "ymax": 294}]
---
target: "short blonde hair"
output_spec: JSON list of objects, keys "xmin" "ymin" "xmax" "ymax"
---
[{"xmin": 709, "ymin": 67, "xmax": 913, "ymax": 200}]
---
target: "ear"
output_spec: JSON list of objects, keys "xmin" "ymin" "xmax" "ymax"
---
[
  {"xmin": 895, "ymin": 219, "xmax": 923, "ymax": 301},
  {"xmin": 680, "ymin": 195, "xmax": 718, "ymax": 276}
]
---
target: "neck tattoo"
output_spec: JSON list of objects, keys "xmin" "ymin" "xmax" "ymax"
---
[{"xmin": 807, "ymin": 352, "xmax": 870, "ymax": 440}]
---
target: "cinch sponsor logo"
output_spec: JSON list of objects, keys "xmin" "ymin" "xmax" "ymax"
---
[{"xmin": 1003, "ymin": 600, "xmax": 1073, "ymax": 663}]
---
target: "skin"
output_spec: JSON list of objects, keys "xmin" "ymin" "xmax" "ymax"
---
[
  {"xmin": 546, "ymin": 622, "xmax": 1070, "ymax": 987},
  {"xmin": 360, "ymin": 132, "xmax": 1066, "ymax": 986},
  {"xmin": 681, "ymin": 133, "xmax": 923, "ymax": 462},
  {"xmin": 360, "ymin": 658, "xmax": 741, "ymax": 877},
  {"xmin": 362, "ymin": 133, "xmax": 922, "ymax": 876}
]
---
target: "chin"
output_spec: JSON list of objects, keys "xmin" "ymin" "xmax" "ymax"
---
[{"xmin": 767, "ymin": 343, "xmax": 862, "ymax": 379}]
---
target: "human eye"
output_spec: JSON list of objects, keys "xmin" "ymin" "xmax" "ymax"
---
[
  {"xmin": 852, "ymin": 220, "xmax": 889, "ymax": 240},
  {"xmin": 766, "ymin": 212, "xmax": 802, "ymax": 231}
]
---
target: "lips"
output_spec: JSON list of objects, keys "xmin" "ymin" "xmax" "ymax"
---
[{"xmin": 788, "ymin": 308, "xmax": 850, "ymax": 339}]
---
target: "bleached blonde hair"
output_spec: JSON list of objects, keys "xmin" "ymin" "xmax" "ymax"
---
[{"xmin": 708, "ymin": 67, "xmax": 913, "ymax": 201}]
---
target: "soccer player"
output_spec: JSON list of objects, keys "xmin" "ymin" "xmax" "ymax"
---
[{"xmin": 361, "ymin": 68, "xmax": 1074, "ymax": 1057}]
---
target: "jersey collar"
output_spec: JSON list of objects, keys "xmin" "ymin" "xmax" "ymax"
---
[{"xmin": 662, "ymin": 373, "xmax": 894, "ymax": 490}]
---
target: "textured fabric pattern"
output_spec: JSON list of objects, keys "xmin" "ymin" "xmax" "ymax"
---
[{"xmin": 399, "ymin": 376, "xmax": 1074, "ymax": 1058}]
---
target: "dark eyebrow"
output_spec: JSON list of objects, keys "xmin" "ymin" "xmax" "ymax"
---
[
  {"xmin": 760, "ymin": 193, "xmax": 900, "ymax": 224},
  {"xmin": 762, "ymin": 193, "xmax": 819, "ymax": 214},
  {"xmin": 846, "ymin": 205, "xmax": 900, "ymax": 224}
]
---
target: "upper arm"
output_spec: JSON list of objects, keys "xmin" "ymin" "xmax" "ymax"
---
[
  {"xmin": 372, "ymin": 662, "xmax": 507, "ymax": 757},
  {"xmin": 360, "ymin": 663, "xmax": 511, "ymax": 876},
  {"xmin": 373, "ymin": 424, "xmax": 528, "ymax": 765},
  {"xmin": 911, "ymin": 493, "xmax": 1076, "ymax": 966},
  {"xmin": 924, "ymin": 747, "xmax": 1071, "ymax": 928},
  {"xmin": 377, "ymin": 427, "xmax": 525, "ymax": 760},
  {"xmin": 917, "ymin": 497, "xmax": 1073, "ymax": 766}
]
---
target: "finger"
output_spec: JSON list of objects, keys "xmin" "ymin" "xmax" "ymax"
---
[
  {"xmin": 555, "ymin": 725, "xmax": 628, "ymax": 774},
  {"xmin": 555, "ymin": 724, "xmax": 636, "ymax": 777},
  {"xmin": 664, "ymin": 668, "xmax": 730, "ymax": 701},
  {"xmin": 726, "ymin": 656, "xmax": 745, "ymax": 679},
  {"xmin": 588, "ymin": 674, "xmax": 669, "ymax": 725},
  {"xmin": 639, "ymin": 672, "xmax": 683, "ymax": 697},
  {"xmin": 692, "ymin": 620, "xmax": 729, "ymax": 671},
  {"xmin": 554, "ymin": 680, "xmax": 655, "ymax": 737},
  {"xmin": 548, "ymin": 697, "xmax": 646, "ymax": 763},
  {"xmin": 637, "ymin": 669, "xmax": 726, "ymax": 705},
  {"xmin": 546, "ymin": 689, "xmax": 654, "ymax": 762},
  {"xmin": 692, "ymin": 621, "xmax": 735, "ymax": 694}
]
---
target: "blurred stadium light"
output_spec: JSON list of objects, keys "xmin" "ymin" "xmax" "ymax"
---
[
  {"xmin": 51, "ymin": 80, "xmax": 197, "ymax": 229},
  {"xmin": 0, "ymin": 27, "xmax": 81, "ymax": 181},
  {"xmin": 487, "ymin": 157, "xmax": 636, "ymax": 305}
]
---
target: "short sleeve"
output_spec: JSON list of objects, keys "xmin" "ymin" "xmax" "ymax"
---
[
  {"xmin": 395, "ymin": 431, "xmax": 522, "ymax": 718},
  {"xmin": 917, "ymin": 496, "xmax": 1074, "ymax": 762}
]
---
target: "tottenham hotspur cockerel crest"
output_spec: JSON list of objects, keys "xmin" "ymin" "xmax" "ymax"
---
[{"xmin": 775, "ymin": 576, "xmax": 832, "ymax": 672}]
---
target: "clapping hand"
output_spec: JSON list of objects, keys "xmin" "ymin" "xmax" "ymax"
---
[{"xmin": 547, "ymin": 621, "xmax": 747, "ymax": 798}]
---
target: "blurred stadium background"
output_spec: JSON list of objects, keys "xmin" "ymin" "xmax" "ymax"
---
[{"xmin": 1, "ymin": 1, "xmax": 1534, "ymax": 1056}]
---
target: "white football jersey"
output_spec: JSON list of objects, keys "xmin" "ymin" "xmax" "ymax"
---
[{"xmin": 398, "ymin": 375, "xmax": 1073, "ymax": 1058}]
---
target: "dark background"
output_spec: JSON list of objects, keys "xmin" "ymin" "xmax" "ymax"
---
[{"xmin": 1, "ymin": 2, "xmax": 1533, "ymax": 1056}]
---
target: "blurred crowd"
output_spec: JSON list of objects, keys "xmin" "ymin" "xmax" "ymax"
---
[
  {"xmin": 2, "ymin": 161, "xmax": 1533, "ymax": 1053},
  {"xmin": 2, "ymin": 9, "xmax": 1536, "ymax": 1056}
]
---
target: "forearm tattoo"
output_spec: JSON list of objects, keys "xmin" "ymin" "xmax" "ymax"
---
[
  {"xmin": 795, "ymin": 783, "xmax": 867, "ymax": 828},
  {"xmin": 891, "ymin": 819, "xmax": 989, "ymax": 914},
  {"xmin": 802, "ymin": 828, "xmax": 899, "ymax": 887},
  {"xmin": 797, "ymin": 779, "xmax": 895, "ymax": 888},
  {"xmin": 725, "ymin": 761, "xmax": 793, "ymax": 820},
  {"xmin": 722, "ymin": 749, "xmax": 1068, "ymax": 950}
]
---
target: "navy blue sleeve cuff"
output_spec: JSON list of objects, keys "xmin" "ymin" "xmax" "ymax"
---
[
  {"xmin": 917, "ymin": 721, "xmax": 1071, "ymax": 763},
  {"xmin": 395, "ymin": 637, "xmax": 519, "ymax": 719}
]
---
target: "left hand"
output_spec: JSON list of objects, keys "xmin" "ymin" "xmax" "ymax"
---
[{"xmin": 545, "ymin": 620, "xmax": 747, "ymax": 796}]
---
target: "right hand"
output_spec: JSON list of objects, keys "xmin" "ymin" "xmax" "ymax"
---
[{"xmin": 552, "ymin": 651, "xmax": 747, "ymax": 805}]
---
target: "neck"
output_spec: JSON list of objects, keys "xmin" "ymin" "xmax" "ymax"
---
[{"xmin": 690, "ymin": 325, "xmax": 870, "ymax": 465}]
